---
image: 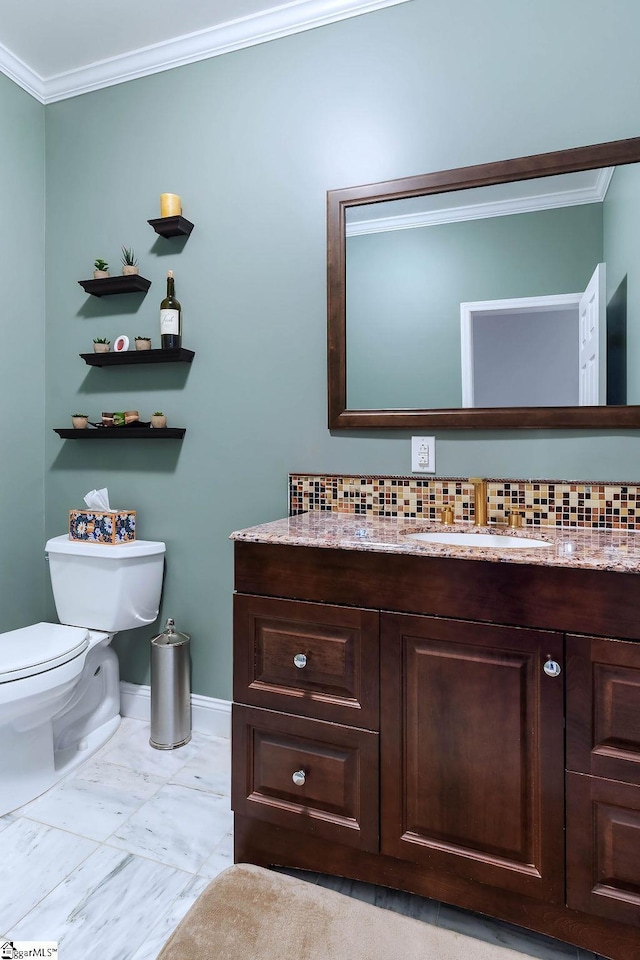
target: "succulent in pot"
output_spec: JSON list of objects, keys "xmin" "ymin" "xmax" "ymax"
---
[
  {"xmin": 135, "ymin": 335, "xmax": 152, "ymax": 351},
  {"xmin": 93, "ymin": 336, "xmax": 111, "ymax": 354},
  {"xmin": 151, "ymin": 411, "xmax": 167, "ymax": 428},
  {"xmin": 71, "ymin": 413, "xmax": 88, "ymax": 429},
  {"xmin": 93, "ymin": 258, "xmax": 109, "ymax": 279},
  {"xmin": 121, "ymin": 246, "xmax": 139, "ymax": 276}
]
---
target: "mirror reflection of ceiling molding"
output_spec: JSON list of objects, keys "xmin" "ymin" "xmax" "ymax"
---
[{"xmin": 345, "ymin": 167, "xmax": 615, "ymax": 236}]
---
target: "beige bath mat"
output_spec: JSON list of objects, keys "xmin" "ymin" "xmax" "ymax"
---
[{"xmin": 158, "ymin": 863, "xmax": 536, "ymax": 960}]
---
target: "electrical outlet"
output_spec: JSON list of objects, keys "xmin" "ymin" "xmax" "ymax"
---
[{"xmin": 411, "ymin": 436, "xmax": 436, "ymax": 473}]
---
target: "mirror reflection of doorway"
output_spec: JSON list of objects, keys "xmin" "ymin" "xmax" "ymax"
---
[{"xmin": 460, "ymin": 264, "xmax": 611, "ymax": 408}]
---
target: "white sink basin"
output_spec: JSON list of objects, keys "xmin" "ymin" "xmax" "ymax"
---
[{"xmin": 406, "ymin": 531, "xmax": 552, "ymax": 549}]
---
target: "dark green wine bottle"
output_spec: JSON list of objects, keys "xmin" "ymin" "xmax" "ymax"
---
[{"xmin": 160, "ymin": 270, "xmax": 182, "ymax": 349}]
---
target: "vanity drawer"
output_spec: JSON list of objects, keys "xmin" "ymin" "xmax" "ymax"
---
[
  {"xmin": 566, "ymin": 634, "xmax": 640, "ymax": 783},
  {"xmin": 233, "ymin": 594, "xmax": 379, "ymax": 728},
  {"xmin": 566, "ymin": 771, "xmax": 640, "ymax": 926},
  {"xmin": 231, "ymin": 704, "xmax": 379, "ymax": 852}
]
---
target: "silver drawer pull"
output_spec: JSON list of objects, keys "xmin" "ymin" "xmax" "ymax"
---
[
  {"xmin": 293, "ymin": 653, "xmax": 307, "ymax": 669},
  {"xmin": 292, "ymin": 769, "xmax": 306, "ymax": 786},
  {"xmin": 543, "ymin": 659, "xmax": 562, "ymax": 678}
]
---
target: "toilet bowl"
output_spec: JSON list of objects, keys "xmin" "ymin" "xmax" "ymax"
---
[{"xmin": 0, "ymin": 535, "xmax": 165, "ymax": 816}]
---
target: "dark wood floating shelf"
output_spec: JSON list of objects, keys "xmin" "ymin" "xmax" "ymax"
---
[
  {"xmin": 54, "ymin": 427, "xmax": 186, "ymax": 440},
  {"xmin": 148, "ymin": 216, "xmax": 194, "ymax": 238},
  {"xmin": 78, "ymin": 275, "xmax": 152, "ymax": 297},
  {"xmin": 80, "ymin": 347, "xmax": 195, "ymax": 367}
]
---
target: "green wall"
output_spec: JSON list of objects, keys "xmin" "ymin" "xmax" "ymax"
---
[
  {"xmin": 0, "ymin": 73, "xmax": 45, "ymax": 629},
  {"xmin": 25, "ymin": 0, "xmax": 640, "ymax": 699}
]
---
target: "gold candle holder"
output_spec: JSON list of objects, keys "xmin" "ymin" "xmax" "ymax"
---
[{"xmin": 160, "ymin": 193, "xmax": 181, "ymax": 217}]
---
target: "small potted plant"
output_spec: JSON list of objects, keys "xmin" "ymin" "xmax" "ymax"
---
[
  {"xmin": 71, "ymin": 413, "xmax": 88, "ymax": 429},
  {"xmin": 93, "ymin": 337, "xmax": 111, "ymax": 353},
  {"xmin": 135, "ymin": 335, "xmax": 152, "ymax": 351},
  {"xmin": 121, "ymin": 246, "xmax": 139, "ymax": 276},
  {"xmin": 93, "ymin": 259, "xmax": 109, "ymax": 279},
  {"xmin": 151, "ymin": 411, "xmax": 167, "ymax": 428}
]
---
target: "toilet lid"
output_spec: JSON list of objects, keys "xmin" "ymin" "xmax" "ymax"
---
[{"xmin": 0, "ymin": 622, "xmax": 89, "ymax": 683}]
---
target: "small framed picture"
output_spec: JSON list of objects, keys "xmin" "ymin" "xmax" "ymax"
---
[{"xmin": 114, "ymin": 335, "xmax": 130, "ymax": 352}]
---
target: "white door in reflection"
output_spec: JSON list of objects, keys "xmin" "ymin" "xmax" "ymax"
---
[
  {"xmin": 578, "ymin": 263, "xmax": 606, "ymax": 405},
  {"xmin": 461, "ymin": 263, "xmax": 606, "ymax": 408}
]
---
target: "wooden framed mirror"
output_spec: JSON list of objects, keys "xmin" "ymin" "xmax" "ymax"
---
[{"xmin": 327, "ymin": 137, "xmax": 640, "ymax": 429}]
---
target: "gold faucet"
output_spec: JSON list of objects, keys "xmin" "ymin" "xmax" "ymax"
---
[
  {"xmin": 440, "ymin": 505, "xmax": 454, "ymax": 525},
  {"xmin": 469, "ymin": 477, "xmax": 488, "ymax": 526}
]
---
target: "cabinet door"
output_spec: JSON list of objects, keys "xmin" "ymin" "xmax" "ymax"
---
[
  {"xmin": 232, "ymin": 704, "xmax": 379, "ymax": 852},
  {"xmin": 567, "ymin": 772, "xmax": 640, "ymax": 925},
  {"xmin": 566, "ymin": 634, "xmax": 640, "ymax": 783},
  {"xmin": 380, "ymin": 613, "xmax": 564, "ymax": 903},
  {"xmin": 234, "ymin": 594, "xmax": 379, "ymax": 728}
]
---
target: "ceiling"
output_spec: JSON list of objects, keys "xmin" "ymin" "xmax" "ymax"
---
[{"xmin": 0, "ymin": 0, "xmax": 412, "ymax": 104}]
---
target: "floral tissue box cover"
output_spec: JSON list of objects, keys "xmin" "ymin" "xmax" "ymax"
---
[{"xmin": 69, "ymin": 510, "xmax": 136, "ymax": 544}]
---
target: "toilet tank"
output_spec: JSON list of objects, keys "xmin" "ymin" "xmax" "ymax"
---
[{"xmin": 45, "ymin": 535, "xmax": 166, "ymax": 632}]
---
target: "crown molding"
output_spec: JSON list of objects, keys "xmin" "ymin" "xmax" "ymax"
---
[
  {"xmin": 0, "ymin": 0, "xmax": 412, "ymax": 104},
  {"xmin": 0, "ymin": 39, "xmax": 45, "ymax": 102},
  {"xmin": 346, "ymin": 166, "xmax": 615, "ymax": 236}
]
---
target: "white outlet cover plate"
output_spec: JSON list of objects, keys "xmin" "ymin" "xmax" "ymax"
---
[{"xmin": 411, "ymin": 436, "xmax": 436, "ymax": 473}]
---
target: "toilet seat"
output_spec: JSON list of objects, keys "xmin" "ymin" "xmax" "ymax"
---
[{"xmin": 0, "ymin": 622, "xmax": 89, "ymax": 683}]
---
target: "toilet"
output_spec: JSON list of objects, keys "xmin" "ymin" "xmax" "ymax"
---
[{"xmin": 0, "ymin": 534, "xmax": 166, "ymax": 816}]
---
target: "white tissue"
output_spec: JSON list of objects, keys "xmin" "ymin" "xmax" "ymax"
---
[{"xmin": 84, "ymin": 487, "xmax": 112, "ymax": 512}]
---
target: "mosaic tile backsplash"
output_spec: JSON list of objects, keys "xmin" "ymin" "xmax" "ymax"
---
[{"xmin": 289, "ymin": 474, "xmax": 640, "ymax": 530}]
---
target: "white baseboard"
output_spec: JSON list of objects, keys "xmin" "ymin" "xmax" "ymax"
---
[{"xmin": 119, "ymin": 681, "xmax": 231, "ymax": 740}]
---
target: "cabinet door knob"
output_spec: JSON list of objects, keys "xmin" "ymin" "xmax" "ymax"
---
[
  {"xmin": 543, "ymin": 659, "xmax": 562, "ymax": 677},
  {"xmin": 292, "ymin": 769, "xmax": 306, "ymax": 786},
  {"xmin": 293, "ymin": 653, "xmax": 307, "ymax": 669}
]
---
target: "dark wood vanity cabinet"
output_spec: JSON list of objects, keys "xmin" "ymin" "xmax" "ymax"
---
[{"xmin": 232, "ymin": 542, "xmax": 640, "ymax": 959}]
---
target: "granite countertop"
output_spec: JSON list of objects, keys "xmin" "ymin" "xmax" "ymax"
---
[{"xmin": 230, "ymin": 512, "xmax": 640, "ymax": 574}]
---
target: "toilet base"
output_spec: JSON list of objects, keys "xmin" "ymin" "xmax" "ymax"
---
[
  {"xmin": 0, "ymin": 632, "xmax": 122, "ymax": 817},
  {"xmin": 0, "ymin": 714, "xmax": 120, "ymax": 816},
  {"xmin": 54, "ymin": 713, "xmax": 121, "ymax": 777}
]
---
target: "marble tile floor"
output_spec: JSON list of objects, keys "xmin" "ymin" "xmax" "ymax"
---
[
  {"xmin": 0, "ymin": 716, "xmax": 603, "ymax": 960},
  {"xmin": 0, "ymin": 717, "xmax": 233, "ymax": 960}
]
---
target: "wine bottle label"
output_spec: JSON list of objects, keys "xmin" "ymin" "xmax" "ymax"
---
[{"xmin": 160, "ymin": 309, "xmax": 180, "ymax": 335}]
